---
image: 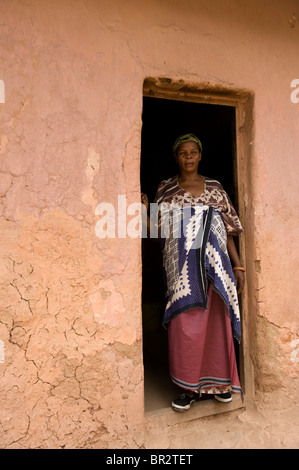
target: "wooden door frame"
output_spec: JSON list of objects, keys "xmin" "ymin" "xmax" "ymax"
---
[{"xmin": 142, "ymin": 77, "xmax": 256, "ymax": 405}]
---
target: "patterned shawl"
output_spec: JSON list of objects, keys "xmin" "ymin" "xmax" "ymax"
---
[{"xmin": 161, "ymin": 204, "xmax": 241, "ymax": 342}]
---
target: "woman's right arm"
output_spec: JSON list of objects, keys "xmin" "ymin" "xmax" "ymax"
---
[{"xmin": 141, "ymin": 193, "xmax": 151, "ymax": 236}]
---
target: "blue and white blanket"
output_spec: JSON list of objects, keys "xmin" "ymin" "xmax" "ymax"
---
[{"xmin": 160, "ymin": 204, "xmax": 241, "ymax": 342}]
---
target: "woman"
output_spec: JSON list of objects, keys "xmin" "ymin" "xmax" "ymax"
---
[{"xmin": 141, "ymin": 133, "xmax": 245, "ymax": 412}]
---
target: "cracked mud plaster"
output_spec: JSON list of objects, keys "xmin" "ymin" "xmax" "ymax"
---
[
  {"xmin": 90, "ymin": 280, "xmax": 124, "ymax": 326},
  {"xmin": 81, "ymin": 146, "xmax": 101, "ymax": 211},
  {"xmin": 0, "ymin": 211, "xmax": 144, "ymax": 448},
  {"xmin": 89, "ymin": 278, "xmax": 140, "ymax": 346},
  {"xmin": 253, "ymin": 316, "xmax": 298, "ymax": 398}
]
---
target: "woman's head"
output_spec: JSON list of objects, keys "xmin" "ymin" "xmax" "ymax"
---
[
  {"xmin": 173, "ymin": 133, "xmax": 202, "ymax": 157},
  {"xmin": 173, "ymin": 134, "xmax": 202, "ymax": 174}
]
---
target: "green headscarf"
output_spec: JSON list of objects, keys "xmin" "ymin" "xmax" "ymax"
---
[{"xmin": 173, "ymin": 133, "xmax": 202, "ymax": 155}]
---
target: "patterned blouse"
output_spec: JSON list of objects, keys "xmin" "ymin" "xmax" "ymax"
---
[{"xmin": 154, "ymin": 175, "xmax": 243, "ymax": 236}]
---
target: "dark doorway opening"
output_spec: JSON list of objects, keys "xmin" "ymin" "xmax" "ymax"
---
[{"xmin": 140, "ymin": 96, "xmax": 240, "ymax": 412}]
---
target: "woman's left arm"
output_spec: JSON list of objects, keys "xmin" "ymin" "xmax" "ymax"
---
[{"xmin": 227, "ymin": 235, "xmax": 245, "ymax": 295}]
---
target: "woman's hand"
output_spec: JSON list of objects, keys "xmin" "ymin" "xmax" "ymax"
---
[
  {"xmin": 141, "ymin": 193, "xmax": 149, "ymax": 212},
  {"xmin": 226, "ymin": 235, "xmax": 245, "ymax": 295},
  {"xmin": 234, "ymin": 269, "xmax": 245, "ymax": 295}
]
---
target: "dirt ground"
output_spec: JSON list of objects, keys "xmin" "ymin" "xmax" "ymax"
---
[{"xmin": 144, "ymin": 395, "xmax": 299, "ymax": 449}]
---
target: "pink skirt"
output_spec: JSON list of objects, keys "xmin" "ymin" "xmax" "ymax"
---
[{"xmin": 168, "ymin": 283, "xmax": 242, "ymax": 398}]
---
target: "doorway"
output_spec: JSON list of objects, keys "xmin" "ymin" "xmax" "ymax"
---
[{"xmin": 140, "ymin": 94, "xmax": 240, "ymax": 412}]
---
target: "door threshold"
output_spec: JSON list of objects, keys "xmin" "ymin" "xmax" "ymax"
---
[{"xmin": 145, "ymin": 394, "xmax": 245, "ymax": 423}]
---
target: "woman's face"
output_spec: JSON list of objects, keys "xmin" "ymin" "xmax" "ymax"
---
[{"xmin": 176, "ymin": 141, "xmax": 201, "ymax": 174}]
